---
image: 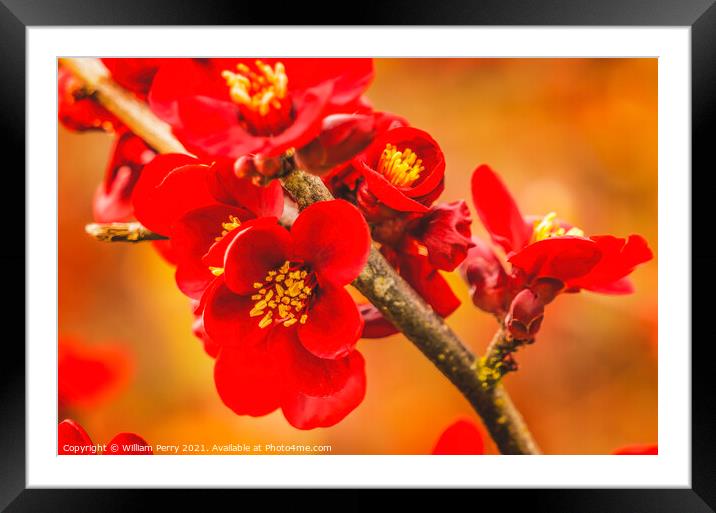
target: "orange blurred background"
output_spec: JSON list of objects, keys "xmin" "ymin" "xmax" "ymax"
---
[{"xmin": 58, "ymin": 58, "xmax": 657, "ymax": 454}]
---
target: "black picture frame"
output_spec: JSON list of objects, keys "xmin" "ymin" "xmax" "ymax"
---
[{"xmin": 2, "ymin": 1, "xmax": 712, "ymax": 510}]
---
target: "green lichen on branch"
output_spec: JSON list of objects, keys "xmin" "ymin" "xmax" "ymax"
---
[{"xmin": 480, "ymin": 328, "xmax": 532, "ymax": 389}]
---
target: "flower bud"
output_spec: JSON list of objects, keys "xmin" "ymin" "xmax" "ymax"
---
[
  {"xmin": 505, "ymin": 289, "xmax": 544, "ymax": 340},
  {"xmin": 459, "ymin": 238, "xmax": 510, "ymax": 315},
  {"xmin": 530, "ymin": 277, "xmax": 565, "ymax": 305},
  {"xmin": 296, "ymin": 113, "xmax": 376, "ymax": 175}
]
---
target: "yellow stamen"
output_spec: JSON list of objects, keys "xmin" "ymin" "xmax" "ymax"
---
[
  {"xmin": 209, "ymin": 266, "xmax": 224, "ymax": 276},
  {"xmin": 215, "ymin": 215, "xmax": 242, "ymax": 242},
  {"xmin": 531, "ymin": 212, "xmax": 585, "ymax": 242},
  {"xmin": 248, "ymin": 260, "xmax": 315, "ymax": 329},
  {"xmin": 222, "ymin": 60, "xmax": 288, "ymax": 116},
  {"xmin": 377, "ymin": 143, "xmax": 425, "ymax": 187}
]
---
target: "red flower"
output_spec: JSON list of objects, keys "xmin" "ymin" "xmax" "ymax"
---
[
  {"xmin": 132, "ymin": 154, "xmax": 284, "ymax": 299},
  {"xmin": 101, "ymin": 58, "xmax": 165, "ymax": 100},
  {"xmin": 356, "ymin": 126, "xmax": 445, "ymax": 219},
  {"xmin": 58, "ymin": 336, "xmax": 133, "ymax": 410},
  {"xmin": 201, "ymin": 200, "xmax": 371, "ymax": 429},
  {"xmin": 462, "ymin": 165, "xmax": 653, "ymax": 331},
  {"xmin": 611, "ymin": 444, "xmax": 658, "ymax": 455},
  {"xmin": 93, "ymin": 129, "xmax": 157, "ymax": 222},
  {"xmin": 322, "ymin": 110, "xmax": 409, "ymax": 197},
  {"xmin": 432, "ymin": 419, "xmax": 485, "ymax": 455},
  {"xmin": 148, "ymin": 58, "xmax": 374, "ymax": 160},
  {"xmin": 58, "ymin": 419, "xmax": 151, "ymax": 455}
]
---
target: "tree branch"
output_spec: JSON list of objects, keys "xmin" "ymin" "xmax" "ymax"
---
[
  {"xmin": 85, "ymin": 222, "xmax": 168, "ymax": 242},
  {"xmin": 281, "ymin": 169, "xmax": 540, "ymax": 455},
  {"xmin": 67, "ymin": 57, "xmax": 540, "ymax": 454},
  {"xmin": 59, "ymin": 58, "xmax": 188, "ymax": 155}
]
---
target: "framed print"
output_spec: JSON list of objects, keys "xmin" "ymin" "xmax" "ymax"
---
[{"xmin": 2, "ymin": 0, "xmax": 713, "ymax": 510}]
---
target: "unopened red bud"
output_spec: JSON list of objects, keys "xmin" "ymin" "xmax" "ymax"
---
[
  {"xmin": 254, "ymin": 154, "xmax": 283, "ymax": 178},
  {"xmin": 233, "ymin": 155, "xmax": 258, "ymax": 179},
  {"xmin": 531, "ymin": 277, "xmax": 564, "ymax": 305},
  {"xmin": 459, "ymin": 238, "xmax": 510, "ymax": 316},
  {"xmin": 506, "ymin": 289, "xmax": 544, "ymax": 340}
]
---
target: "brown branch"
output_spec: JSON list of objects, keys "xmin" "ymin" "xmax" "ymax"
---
[
  {"xmin": 280, "ymin": 169, "xmax": 540, "ymax": 455},
  {"xmin": 67, "ymin": 58, "xmax": 540, "ymax": 454},
  {"xmin": 85, "ymin": 222, "xmax": 168, "ymax": 242},
  {"xmin": 479, "ymin": 327, "xmax": 532, "ymax": 388}
]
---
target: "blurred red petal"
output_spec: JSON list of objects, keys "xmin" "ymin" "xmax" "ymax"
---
[
  {"xmin": 58, "ymin": 419, "xmax": 93, "ymax": 455},
  {"xmin": 106, "ymin": 433, "xmax": 153, "ymax": 454},
  {"xmin": 612, "ymin": 444, "xmax": 658, "ymax": 455},
  {"xmin": 471, "ymin": 165, "xmax": 532, "ymax": 254},
  {"xmin": 432, "ymin": 419, "xmax": 485, "ymax": 455},
  {"xmin": 58, "ymin": 337, "xmax": 133, "ymax": 409}
]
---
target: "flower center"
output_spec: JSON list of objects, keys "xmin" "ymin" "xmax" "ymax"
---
[
  {"xmin": 531, "ymin": 212, "xmax": 585, "ymax": 242},
  {"xmin": 249, "ymin": 260, "xmax": 315, "ymax": 329},
  {"xmin": 377, "ymin": 143, "xmax": 424, "ymax": 187},
  {"xmin": 216, "ymin": 214, "xmax": 242, "ymax": 242},
  {"xmin": 221, "ymin": 60, "xmax": 293, "ymax": 136}
]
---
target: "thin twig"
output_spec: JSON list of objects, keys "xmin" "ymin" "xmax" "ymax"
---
[
  {"xmin": 85, "ymin": 222, "xmax": 168, "ymax": 242},
  {"xmin": 66, "ymin": 57, "xmax": 540, "ymax": 454}
]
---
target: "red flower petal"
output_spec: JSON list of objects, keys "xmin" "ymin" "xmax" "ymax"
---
[
  {"xmin": 192, "ymin": 314, "xmax": 220, "ymax": 358},
  {"xmin": 471, "ymin": 165, "xmax": 532, "ymax": 254},
  {"xmin": 58, "ymin": 337, "xmax": 133, "ymax": 409},
  {"xmin": 106, "ymin": 433, "xmax": 153, "ymax": 454},
  {"xmin": 213, "ymin": 338, "xmax": 284, "ymax": 418},
  {"xmin": 207, "ymin": 163, "xmax": 284, "ymax": 218},
  {"xmin": 202, "ymin": 280, "xmax": 271, "ymax": 348},
  {"xmin": 291, "ymin": 200, "xmax": 371, "ymax": 287},
  {"xmin": 148, "ymin": 59, "xmax": 230, "ymax": 127},
  {"xmin": 279, "ymin": 331, "xmax": 366, "ymax": 429},
  {"xmin": 359, "ymin": 303, "xmax": 400, "ymax": 338},
  {"xmin": 359, "ymin": 164, "xmax": 431, "ymax": 213},
  {"xmin": 566, "ymin": 235, "xmax": 653, "ymax": 293},
  {"xmin": 223, "ymin": 220, "xmax": 290, "ymax": 295},
  {"xmin": 282, "ymin": 58, "xmax": 374, "ymax": 108},
  {"xmin": 151, "ymin": 239, "xmax": 177, "ymax": 265},
  {"xmin": 412, "ymin": 201, "xmax": 474, "ymax": 271},
  {"xmin": 58, "ymin": 419, "xmax": 93, "ymax": 454},
  {"xmin": 298, "ymin": 285, "xmax": 363, "ymax": 359},
  {"xmin": 93, "ymin": 131, "xmax": 155, "ymax": 223},
  {"xmin": 132, "ymin": 154, "xmax": 212, "ymax": 235},
  {"xmin": 508, "ymin": 237, "xmax": 602, "ymax": 282},
  {"xmin": 171, "ymin": 204, "xmax": 251, "ymax": 299},
  {"xmin": 101, "ymin": 58, "xmax": 165, "ymax": 98},
  {"xmin": 399, "ymin": 252, "xmax": 461, "ymax": 319},
  {"xmin": 432, "ymin": 419, "xmax": 485, "ymax": 455},
  {"xmin": 612, "ymin": 444, "xmax": 658, "ymax": 455}
]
